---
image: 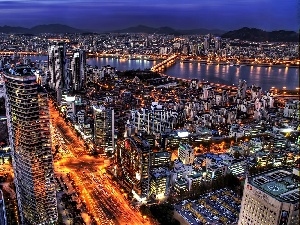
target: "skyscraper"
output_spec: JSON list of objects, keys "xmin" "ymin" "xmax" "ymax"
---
[
  {"xmin": 3, "ymin": 65, "xmax": 58, "ymax": 224},
  {"xmin": 70, "ymin": 50, "xmax": 86, "ymax": 91},
  {"xmin": 116, "ymin": 134, "xmax": 151, "ymax": 201},
  {"xmin": 48, "ymin": 42, "xmax": 67, "ymax": 104},
  {"xmin": 93, "ymin": 105, "xmax": 115, "ymax": 152}
]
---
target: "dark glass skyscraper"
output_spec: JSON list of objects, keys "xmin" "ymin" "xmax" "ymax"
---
[
  {"xmin": 48, "ymin": 42, "xmax": 67, "ymax": 104},
  {"xmin": 71, "ymin": 50, "xmax": 86, "ymax": 91}
]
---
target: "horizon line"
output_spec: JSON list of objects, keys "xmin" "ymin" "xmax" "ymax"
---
[{"xmin": 0, "ymin": 23, "xmax": 298, "ymax": 33}]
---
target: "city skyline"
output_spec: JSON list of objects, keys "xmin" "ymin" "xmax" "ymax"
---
[
  {"xmin": 0, "ymin": 30, "xmax": 299, "ymax": 224},
  {"xmin": 0, "ymin": 0, "xmax": 298, "ymax": 32},
  {"xmin": 3, "ymin": 65, "xmax": 58, "ymax": 224}
]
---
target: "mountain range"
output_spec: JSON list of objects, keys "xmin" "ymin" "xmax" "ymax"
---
[
  {"xmin": 0, "ymin": 24, "xmax": 298, "ymax": 42},
  {"xmin": 0, "ymin": 24, "xmax": 226, "ymax": 35},
  {"xmin": 0, "ymin": 24, "xmax": 84, "ymax": 34},
  {"xmin": 109, "ymin": 25, "xmax": 226, "ymax": 35},
  {"xmin": 221, "ymin": 27, "xmax": 299, "ymax": 42}
]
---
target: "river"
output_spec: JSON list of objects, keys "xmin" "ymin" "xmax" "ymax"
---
[{"xmin": 29, "ymin": 56, "xmax": 299, "ymax": 90}]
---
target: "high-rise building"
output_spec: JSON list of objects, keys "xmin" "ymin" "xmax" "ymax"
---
[
  {"xmin": 237, "ymin": 79, "xmax": 247, "ymax": 99},
  {"xmin": 149, "ymin": 167, "xmax": 170, "ymax": 200},
  {"xmin": 70, "ymin": 50, "xmax": 86, "ymax": 91},
  {"xmin": 117, "ymin": 135, "xmax": 151, "ymax": 200},
  {"xmin": 3, "ymin": 65, "xmax": 58, "ymax": 224},
  {"xmin": 131, "ymin": 102, "xmax": 180, "ymax": 134},
  {"xmin": 203, "ymin": 36, "xmax": 209, "ymax": 50},
  {"xmin": 48, "ymin": 42, "xmax": 67, "ymax": 103},
  {"xmin": 214, "ymin": 37, "xmax": 222, "ymax": 50},
  {"xmin": 238, "ymin": 168, "xmax": 299, "ymax": 225},
  {"xmin": 93, "ymin": 105, "xmax": 115, "ymax": 152},
  {"xmin": 0, "ymin": 190, "xmax": 7, "ymax": 225},
  {"xmin": 150, "ymin": 151, "xmax": 171, "ymax": 168}
]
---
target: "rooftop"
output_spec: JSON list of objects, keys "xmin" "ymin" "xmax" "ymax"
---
[
  {"xmin": 151, "ymin": 167, "xmax": 170, "ymax": 178},
  {"xmin": 4, "ymin": 65, "xmax": 34, "ymax": 76},
  {"xmin": 249, "ymin": 168, "xmax": 300, "ymax": 203}
]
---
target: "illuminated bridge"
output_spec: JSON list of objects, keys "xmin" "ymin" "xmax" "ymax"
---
[{"xmin": 151, "ymin": 54, "xmax": 178, "ymax": 72}]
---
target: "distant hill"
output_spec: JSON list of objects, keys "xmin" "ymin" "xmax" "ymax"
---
[
  {"xmin": 0, "ymin": 25, "xmax": 29, "ymax": 33},
  {"xmin": 1, "ymin": 24, "xmax": 296, "ymax": 41},
  {"xmin": 30, "ymin": 24, "xmax": 84, "ymax": 34},
  {"xmin": 221, "ymin": 27, "xmax": 299, "ymax": 42},
  {"xmin": 0, "ymin": 24, "xmax": 85, "ymax": 34},
  {"xmin": 110, "ymin": 25, "xmax": 226, "ymax": 35}
]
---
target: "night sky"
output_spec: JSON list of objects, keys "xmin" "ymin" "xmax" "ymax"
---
[{"xmin": 0, "ymin": 0, "xmax": 298, "ymax": 32}]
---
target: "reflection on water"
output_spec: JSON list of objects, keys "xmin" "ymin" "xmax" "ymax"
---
[
  {"xmin": 165, "ymin": 62, "xmax": 299, "ymax": 90},
  {"xmin": 87, "ymin": 57, "xmax": 155, "ymax": 71},
  {"xmin": 29, "ymin": 56, "xmax": 298, "ymax": 90}
]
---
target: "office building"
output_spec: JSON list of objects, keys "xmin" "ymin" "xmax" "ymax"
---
[
  {"xmin": 93, "ymin": 105, "xmax": 115, "ymax": 152},
  {"xmin": 283, "ymin": 101, "xmax": 300, "ymax": 119},
  {"xmin": 178, "ymin": 143, "xmax": 194, "ymax": 165},
  {"xmin": 0, "ymin": 79, "xmax": 5, "ymax": 99},
  {"xmin": 0, "ymin": 190, "xmax": 7, "ymax": 225},
  {"xmin": 149, "ymin": 167, "xmax": 170, "ymax": 200},
  {"xmin": 150, "ymin": 151, "xmax": 171, "ymax": 168},
  {"xmin": 70, "ymin": 50, "xmax": 86, "ymax": 91},
  {"xmin": 205, "ymin": 155, "xmax": 228, "ymax": 180},
  {"xmin": 116, "ymin": 135, "xmax": 151, "ymax": 200},
  {"xmin": 238, "ymin": 168, "xmax": 299, "ymax": 225},
  {"xmin": 48, "ymin": 42, "xmax": 67, "ymax": 103},
  {"xmin": 131, "ymin": 102, "xmax": 180, "ymax": 134},
  {"xmin": 3, "ymin": 65, "xmax": 58, "ymax": 224},
  {"xmin": 237, "ymin": 79, "xmax": 247, "ymax": 99},
  {"xmin": 173, "ymin": 178, "xmax": 189, "ymax": 195}
]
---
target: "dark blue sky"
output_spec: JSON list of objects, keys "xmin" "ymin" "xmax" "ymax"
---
[{"xmin": 0, "ymin": 0, "xmax": 298, "ymax": 31}]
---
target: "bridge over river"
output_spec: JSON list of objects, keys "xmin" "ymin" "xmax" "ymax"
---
[{"xmin": 151, "ymin": 54, "xmax": 178, "ymax": 72}]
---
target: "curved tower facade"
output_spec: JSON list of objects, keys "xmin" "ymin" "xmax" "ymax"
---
[{"xmin": 3, "ymin": 65, "xmax": 58, "ymax": 224}]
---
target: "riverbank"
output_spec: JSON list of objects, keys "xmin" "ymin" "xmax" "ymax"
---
[
  {"xmin": 26, "ymin": 55, "xmax": 298, "ymax": 90},
  {"xmin": 89, "ymin": 56, "xmax": 299, "ymax": 68},
  {"xmin": 160, "ymin": 73, "xmax": 299, "ymax": 94},
  {"xmin": 177, "ymin": 60, "xmax": 299, "ymax": 68},
  {"xmin": 3, "ymin": 52, "xmax": 297, "ymax": 68}
]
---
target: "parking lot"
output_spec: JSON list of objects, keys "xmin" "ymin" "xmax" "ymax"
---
[{"xmin": 175, "ymin": 188, "xmax": 241, "ymax": 225}]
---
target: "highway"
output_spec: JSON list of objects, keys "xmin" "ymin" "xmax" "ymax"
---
[{"xmin": 49, "ymin": 100, "xmax": 151, "ymax": 225}]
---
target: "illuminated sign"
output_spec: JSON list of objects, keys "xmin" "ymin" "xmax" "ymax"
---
[
  {"xmin": 281, "ymin": 128, "xmax": 293, "ymax": 133},
  {"xmin": 177, "ymin": 131, "xmax": 189, "ymax": 138},
  {"xmin": 136, "ymin": 172, "xmax": 141, "ymax": 181},
  {"xmin": 66, "ymin": 96, "xmax": 76, "ymax": 102}
]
